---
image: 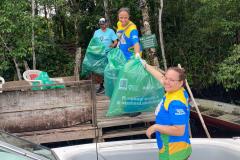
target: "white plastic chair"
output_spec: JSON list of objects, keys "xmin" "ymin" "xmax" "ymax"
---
[
  {"xmin": 23, "ymin": 70, "xmax": 42, "ymax": 85},
  {"xmin": 23, "ymin": 70, "xmax": 63, "ymax": 86},
  {"xmin": 0, "ymin": 76, "xmax": 5, "ymax": 93}
]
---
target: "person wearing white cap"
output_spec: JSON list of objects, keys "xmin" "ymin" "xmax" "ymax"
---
[
  {"xmin": 93, "ymin": 18, "xmax": 118, "ymax": 52},
  {"xmin": 93, "ymin": 18, "xmax": 118, "ymax": 94}
]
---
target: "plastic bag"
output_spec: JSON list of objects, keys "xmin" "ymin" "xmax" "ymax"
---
[
  {"xmin": 32, "ymin": 72, "xmax": 65, "ymax": 90},
  {"xmin": 104, "ymin": 48, "xmax": 127, "ymax": 97},
  {"xmin": 81, "ymin": 37, "xmax": 108, "ymax": 77},
  {"xmin": 107, "ymin": 58, "xmax": 165, "ymax": 117}
]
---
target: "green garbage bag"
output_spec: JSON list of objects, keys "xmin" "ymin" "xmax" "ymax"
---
[
  {"xmin": 104, "ymin": 48, "xmax": 127, "ymax": 98},
  {"xmin": 32, "ymin": 71, "xmax": 65, "ymax": 90},
  {"xmin": 81, "ymin": 37, "xmax": 108, "ymax": 77},
  {"xmin": 107, "ymin": 58, "xmax": 165, "ymax": 117}
]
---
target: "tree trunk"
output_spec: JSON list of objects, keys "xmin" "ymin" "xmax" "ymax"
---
[
  {"xmin": 45, "ymin": 2, "xmax": 55, "ymax": 44},
  {"xmin": 13, "ymin": 58, "xmax": 22, "ymax": 80},
  {"xmin": 74, "ymin": 16, "xmax": 79, "ymax": 47},
  {"xmin": 32, "ymin": 0, "xmax": 36, "ymax": 70},
  {"xmin": 103, "ymin": 0, "xmax": 111, "ymax": 26},
  {"xmin": 159, "ymin": 0, "xmax": 167, "ymax": 70},
  {"xmin": 34, "ymin": 0, "xmax": 38, "ymax": 15},
  {"xmin": 139, "ymin": 0, "xmax": 160, "ymax": 67},
  {"xmin": 68, "ymin": 0, "xmax": 80, "ymax": 47},
  {"xmin": 236, "ymin": 30, "xmax": 240, "ymax": 44},
  {"xmin": 23, "ymin": 61, "xmax": 30, "ymax": 71},
  {"xmin": 0, "ymin": 35, "xmax": 22, "ymax": 80},
  {"xmin": 74, "ymin": 48, "xmax": 82, "ymax": 81},
  {"xmin": 44, "ymin": 4, "xmax": 48, "ymax": 19}
]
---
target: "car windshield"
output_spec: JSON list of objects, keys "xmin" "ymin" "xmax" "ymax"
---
[{"xmin": 0, "ymin": 131, "xmax": 58, "ymax": 160}]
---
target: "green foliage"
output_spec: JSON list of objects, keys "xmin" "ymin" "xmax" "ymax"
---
[
  {"xmin": 0, "ymin": 0, "xmax": 31, "ymax": 79},
  {"xmin": 36, "ymin": 45, "xmax": 74, "ymax": 77},
  {"xmin": 0, "ymin": 1, "xmax": 32, "ymax": 57},
  {"xmin": 162, "ymin": 0, "xmax": 240, "ymax": 90},
  {"xmin": 0, "ymin": 0, "xmax": 239, "ymax": 95},
  {"xmin": 216, "ymin": 45, "xmax": 240, "ymax": 90}
]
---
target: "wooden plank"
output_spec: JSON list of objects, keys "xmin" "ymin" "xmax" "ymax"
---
[
  {"xmin": 95, "ymin": 96, "xmax": 155, "ymax": 125},
  {"xmin": 0, "ymin": 90, "xmax": 156, "ymax": 144},
  {"xmin": 217, "ymin": 114, "xmax": 240, "ymax": 122},
  {"xmin": 2, "ymin": 78, "xmax": 91, "ymax": 91},
  {"xmin": 15, "ymin": 125, "xmax": 97, "ymax": 144},
  {"xmin": 97, "ymin": 113, "xmax": 155, "ymax": 128},
  {"xmin": 96, "ymin": 103, "xmax": 109, "ymax": 110},
  {"xmin": 194, "ymin": 98, "xmax": 240, "ymax": 114},
  {"xmin": 0, "ymin": 107, "xmax": 92, "ymax": 133},
  {"xmin": 102, "ymin": 128, "xmax": 147, "ymax": 139},
  {"xmin": 15, "ymin": 124, "xmax": 93, "ymax": 136},
  {"xmin": 1, "ymin": 83, "xmax": 92, "ymax": 112},
  {"xmin": 97, "ymin": 114, "xmax": 154, "ymax": 122},
  {"xmin": 96, "ymin": 95, "xmax": 109, "ymax": 101},
  {"xmin": 0, "ymin": 80, "xmax": 94, "ymax": 133},
  {"xmin": 95, "ymin": 95, "xmax": 155, "ymax": 141},
  {"xmin": 97, "ymin": 112, "xmax": 155, "ymax": 120}
]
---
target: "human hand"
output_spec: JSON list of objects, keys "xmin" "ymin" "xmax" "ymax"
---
[
  {"xmin": 140, "ymin": 59, "xmax": 147, "ymax": 68},
  {"xmin": 109, "ymin": 44, "xmax": 115, "ymax": 48},
  {"xmin": 135, "ymin": 52, "xmax": 141, "ymax": 58},
  {"xmin": 146, "ymin": 125, "xmax": 156, "ymax": 139}
]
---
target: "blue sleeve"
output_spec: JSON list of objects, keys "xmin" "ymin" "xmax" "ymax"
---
[
  {"xmin": 111, "ymin": 30, "xmax": 118, "ymax": 41},
  {"xmin": 168, "ymin": 100, "xmax": 188, "ymax": 125},
  {"xmin": 130, "ymin": 29, "xmax": 139, "ymax": 45}
]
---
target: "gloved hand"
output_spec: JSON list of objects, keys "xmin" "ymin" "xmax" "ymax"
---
[
  {"xmin": 135, "ymin": 53, "xmax": 147, "ymax": 68},
  {"xmin": 140, "ymin": 58, "xmax": 147, "ymax": 68},
  {"xmin": 135, "ymin": 52, "xmax": 141, "ymax": 58}
]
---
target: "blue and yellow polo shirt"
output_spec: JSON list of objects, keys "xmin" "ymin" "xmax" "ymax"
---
[
  {"xmin": 155, "ymin": 87, "xmax": 192, "ymax": 160},
  {"xmin": 117, "ymin": 21, "xmax": 142, "ymax": 60}
]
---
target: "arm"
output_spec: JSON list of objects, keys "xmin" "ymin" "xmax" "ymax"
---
[
  {"xmin": 110, "ymin": 40, "xmax": 118, "ymax": 48},
  {"xmin": 146, "ymin": 101, "xmax": 189, "ymax": 138},
  {"xmin": 110, "ymin": 29, "xmax": 118, "ymax": 48},
  {"xmin": 130, "ymin": 29, "xmax": 141, "ymax": 55},
  {"xmin": 146, "ymin": 124, "xmax": 185, "ymax": 138},
  {"xmin": 145, "ymin": 64, "xmax": 164, "ymax": 84},
  {"xmin": 133, "ymin": 42, "xmax": 141, "ymax": 54}
]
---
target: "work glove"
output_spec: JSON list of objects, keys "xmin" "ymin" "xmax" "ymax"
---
[
  {"xmin": 135, "ymin": 52, "xmax": 147, "ymax": 68},
  {"xmin": 135, "ymin": 52, "xmax": 141, "ymax": 58},
  {"xmin": 140, "ymin": 59, "xmax": 147, "ymax": 68}
]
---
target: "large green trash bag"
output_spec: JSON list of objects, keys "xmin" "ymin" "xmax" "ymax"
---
[
  {"xmin": 81, "ymin": 37, "xmax": 108, "ymax": 77},
  {"xmin": 107, "ymin": 58, "xmax": 165, "ymax": 117},
  {"xmin": 104, "ymin": 48, "xmax": 127, "ymax": 97},
  {"xmin": 32, "ymin": 71, "xmax": 65, "ymax": 90}
]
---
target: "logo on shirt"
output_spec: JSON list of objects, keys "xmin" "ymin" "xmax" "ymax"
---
[
  {"xmin": 132, "ymin": 35, "xmax": 138, "ymax": 39},
  {"xmin": 120, "ymin": 35, "xmax": 126, "ymax": 44},
  {"xmin": 100, "ymin": 36, "xmax": 104, "ymax": 41},
  {"xmin": 175, "ymin": 109, "xmax": 186, "ymax": 115}
]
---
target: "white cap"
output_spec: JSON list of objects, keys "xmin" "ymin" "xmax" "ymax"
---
[{"xmin": 99, "ymin": 18, "xmax": 107, "ymax": 24}]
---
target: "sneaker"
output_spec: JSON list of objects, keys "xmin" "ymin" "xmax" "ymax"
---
[{"xmin": 96, "ymin": 86, "xmax": 105, "ymax": 94}]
